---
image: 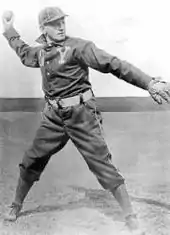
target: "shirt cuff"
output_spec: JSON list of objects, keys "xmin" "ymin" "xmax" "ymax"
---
[{"xmin": 3, "ymin": 27, "xmax": 20, "ymax": 40}]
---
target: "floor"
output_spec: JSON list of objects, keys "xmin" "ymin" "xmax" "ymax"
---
[{"xmin": 0, "ymin": 111, "xmax": 170, "ymax": 235}]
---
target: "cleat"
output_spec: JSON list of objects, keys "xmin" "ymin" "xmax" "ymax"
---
[
  {"xmin": 4, "ymin": 202, "xmax": 22, "ymax": 222},
  {"xmin": 125, "ymin": 214, "xmax": 146, "ymax": 235}
]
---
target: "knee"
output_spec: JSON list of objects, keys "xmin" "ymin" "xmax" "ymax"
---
[
  {"xmin": 19, "ymin": 150, "xmax": 49, "ymax": 183},
  {"xmin": 96, "ymin": 155, "xmax": 126, "ymax": 191},
  {"xmin": 19, "ymin": 164, "xmax": 40, "ymax": 183},
  {"xmin": 108, "ymin": 165, "xmax": 126, "ymax": 191},
  {"xmin": 109, "ymin": 179, "xmax": 126, "ymax": 192},
  {"xmin": 98, "ymin": 174, "xmax": 125, "ymax": 192}
]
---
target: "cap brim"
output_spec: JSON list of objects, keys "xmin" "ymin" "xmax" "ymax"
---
[{"xmin": 44, "ymin": 14, "xmax": 68, "ymax": 25}]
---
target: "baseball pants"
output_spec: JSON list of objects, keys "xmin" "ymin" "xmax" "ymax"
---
[{"xmin": 19, "ymin": 96, "xmax": 125, "ymax": 191}]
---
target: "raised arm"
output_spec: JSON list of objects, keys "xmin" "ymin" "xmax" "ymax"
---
[{"xmin": 2, "ymin": 11, "xmax": 40, "ymax": 68}]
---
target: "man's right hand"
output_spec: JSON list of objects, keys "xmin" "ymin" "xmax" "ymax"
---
[{"xmin": 2, "ymin": 10, "xmax": 14, "ymax": 32}]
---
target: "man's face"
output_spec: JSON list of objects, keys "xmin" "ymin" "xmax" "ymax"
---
[{"xmin": 43, "ymin": 17, "xmax": 66, "ymax": 42}]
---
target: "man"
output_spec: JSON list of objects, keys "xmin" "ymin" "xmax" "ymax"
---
[{"xmin": 2, "ymin": 7, "xmax": 170, "ymax": 234}]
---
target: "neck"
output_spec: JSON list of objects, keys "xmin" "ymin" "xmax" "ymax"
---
[{"xmin": 46, "ymin": 35, "xmax": 65, "ymax": 44}]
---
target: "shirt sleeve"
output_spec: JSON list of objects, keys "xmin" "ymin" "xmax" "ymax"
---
[
  {"xmin": 75, "ymin": 40, "xmax": 152, "ymax": 90},
  {"xmin": 3, "ymin": 27, "xmax": 40, "ymax": 68}
]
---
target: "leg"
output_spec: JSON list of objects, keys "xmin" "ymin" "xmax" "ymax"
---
[
  {"xmin": 5, "ymin": 103, "xmax": 69, "ymax": 221},
  {"xmin": 66, "ymin": 97, "xmax": 144, "ymax": 233}
]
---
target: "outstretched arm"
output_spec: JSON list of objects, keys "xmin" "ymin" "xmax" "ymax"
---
[
  {"xmin": 76, "ymin": 41, "xmax": 152, "ymax": 90},
  {"xmin": 2, "ymin": 11, "xmax": 40, "ymax": 68},
  {"xmin": 76, "ymin": 40, "xmax": 170, "ymax": 104}
]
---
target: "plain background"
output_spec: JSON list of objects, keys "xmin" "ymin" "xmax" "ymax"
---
[{"xmin": 0, "ymin": 0, "xmax": 170, "ymax": 98}]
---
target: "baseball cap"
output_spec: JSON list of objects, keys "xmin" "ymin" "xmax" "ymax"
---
[{"xmin": 38, "ymin": 7, "xmax": 68, "ymax": 26}]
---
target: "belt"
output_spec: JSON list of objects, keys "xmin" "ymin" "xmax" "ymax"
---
[{"xmin": 47, "ymin": 89, "xmax": 93, "ymax": 108}]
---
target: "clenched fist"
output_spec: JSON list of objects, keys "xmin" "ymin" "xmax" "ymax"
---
[{"xmin": 2, "ymin": 10, "xmax": 14, "ymax": 32}]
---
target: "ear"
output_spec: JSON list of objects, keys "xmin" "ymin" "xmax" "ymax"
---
[{"xmin": 40, "ymin": 25, "xmax": 45, "ymax": 33}]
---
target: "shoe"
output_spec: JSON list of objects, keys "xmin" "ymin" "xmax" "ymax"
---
[
  {"xmin": 4, "ymin": 202, "xmax": 22, "ymax": 222},
  {"xmin": 125, "ymin": 214, "xmax": 146, "ymax": 235}
]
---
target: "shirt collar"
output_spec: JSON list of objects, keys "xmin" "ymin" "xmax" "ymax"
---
[{"xmin": 35, "ymin": 34, "xmax": 67, "ymax": 47}]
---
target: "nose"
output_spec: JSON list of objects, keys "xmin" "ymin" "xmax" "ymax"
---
[{"xmin": 58, "ymin": 21, "xmax": 64, "ymax": 30}]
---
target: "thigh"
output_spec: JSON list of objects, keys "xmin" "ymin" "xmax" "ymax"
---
[
  {"xmin": 67, "ymin": 97, "xmax": 124, "ymax": 190},
  {"xmin": 21, "ymin": 102, "xmax": 69, "ymax": 170},
  {"xmin": 67, "ymin": 97, "xmax": 108, "ymax": 158}
]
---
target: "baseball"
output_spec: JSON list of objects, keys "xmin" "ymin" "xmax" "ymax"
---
[{"xmin": 3, "ymin": 10, "xmax": 13, "ymax": 21}]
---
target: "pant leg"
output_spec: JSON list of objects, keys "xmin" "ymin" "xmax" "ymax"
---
[
  {"xmin": 19, "ymin": 102, "xmax": 69, "ymax": 183},
  {"xmin": 65, "ymin": 97, "xmax": 125, "ymax": 191}
]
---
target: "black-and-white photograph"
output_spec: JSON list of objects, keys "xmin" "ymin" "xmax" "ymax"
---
[{"xmin": 0, "ymin": 0, "xmax": 170, "ymax": 234}]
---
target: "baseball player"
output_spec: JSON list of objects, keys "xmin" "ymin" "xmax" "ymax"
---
[{"xmin": 2, "ymin": 7, "xmax": 170, "ymax": 234}]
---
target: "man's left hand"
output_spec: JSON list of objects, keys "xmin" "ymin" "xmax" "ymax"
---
[{"xmin": 148, "ymin": 77, "xmax": 170, "ymax": 104}]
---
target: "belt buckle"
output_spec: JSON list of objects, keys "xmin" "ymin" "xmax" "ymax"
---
[
  {"xmin": 58, "ymin": 99, "xmax": 64, "ymax": 108},
  {"xmin": 51, "ymin": 99, "xmax": 58, "ymax": 108},
  {"xmin": 48, "ymin": 98, "xmax": 59, "ymax": 109}
]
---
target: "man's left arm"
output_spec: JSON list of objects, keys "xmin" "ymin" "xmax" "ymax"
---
[{"xmin": 76, "ymin": 41, "xmax": 170, "ymax": 104}]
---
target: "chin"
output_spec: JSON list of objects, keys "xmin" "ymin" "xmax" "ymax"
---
[{"xmin": 54, "ymin": 35, "xmax": 66, "ymax": 42}]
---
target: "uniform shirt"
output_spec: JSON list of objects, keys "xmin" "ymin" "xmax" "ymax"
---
[{"xmin": 3, "ymin": 27, "xmax": 152, "ymax": 98}]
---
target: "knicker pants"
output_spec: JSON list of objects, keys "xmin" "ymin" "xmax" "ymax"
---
[{"xmin": 19, "ymin": 96, "xmax": 125, "ymax": 191}]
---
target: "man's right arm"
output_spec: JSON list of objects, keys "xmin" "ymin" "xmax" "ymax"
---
[
  {"xmin": 2, "ymin": 11, "xmax": 40, "ymax": 68},
  {"xmin": 3, "ymin": 27, "xmax": 40, "ymax": 68}
]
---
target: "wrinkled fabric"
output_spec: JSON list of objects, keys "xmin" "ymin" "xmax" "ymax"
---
[
  {"xmin": 19, "ymin": 97, "xmax": 125, "ymax": 190},
  {"xmin": 3, "ymin": 27, "xmax": 152, "ymax": 99}
]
